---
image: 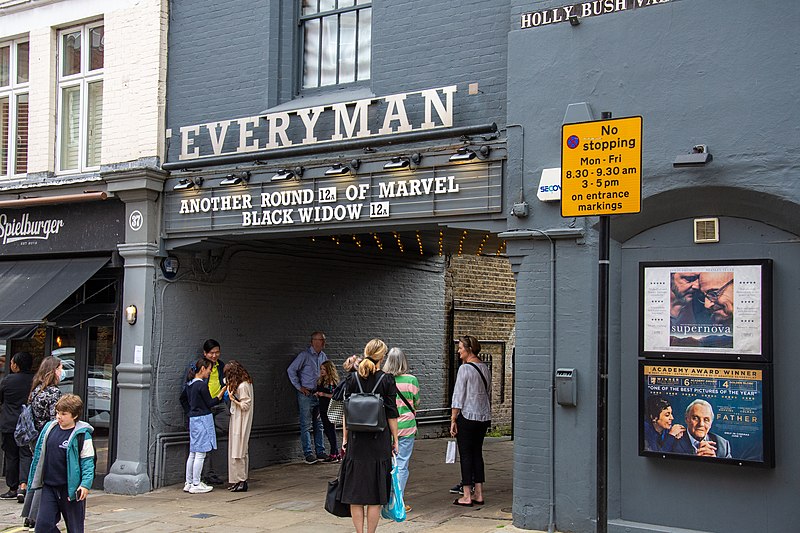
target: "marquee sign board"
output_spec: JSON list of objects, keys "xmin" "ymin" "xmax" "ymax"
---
[{"xmin": 163, "ymin": 162, "xmax": 502, "ymax": 237}]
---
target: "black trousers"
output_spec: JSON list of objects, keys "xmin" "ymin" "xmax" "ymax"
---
[
  {"xmin": 1, "ymin": 432, "xmax": 32, "ymax": 490},
  {"xmin": 34, "ymin": 484, "xmax": 85, "ymax": 533},
  {"xmin": 455, "ymin": 414, "xmax": 490, "ymax": 486}
]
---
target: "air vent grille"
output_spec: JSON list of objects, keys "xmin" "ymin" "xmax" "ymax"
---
[{"xmin": 694, "ymin": 218, "xmax": 719, "ymax": 243}]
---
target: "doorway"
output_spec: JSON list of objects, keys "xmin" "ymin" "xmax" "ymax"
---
[{"xmin": 50, "ymin": 323, "xmax": 115, "ymax": 488}]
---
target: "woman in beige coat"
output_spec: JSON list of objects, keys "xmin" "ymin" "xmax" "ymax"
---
[{"xmin": 223, "ymin": 361, "xmax": 254, "ymax": 492}]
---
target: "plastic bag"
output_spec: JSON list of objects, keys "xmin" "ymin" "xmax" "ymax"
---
[
  {"xmin": 445, "ymin": 439, "xmax": 457, "ymax": 464},
  {"xmin": 381, "ymin": 458, "xmax": 406, "ymax": 522}
]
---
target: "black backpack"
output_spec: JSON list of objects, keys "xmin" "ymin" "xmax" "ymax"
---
[{"xmin": 343, "ymin": 373, "xmax": 387, "ymax": 433}]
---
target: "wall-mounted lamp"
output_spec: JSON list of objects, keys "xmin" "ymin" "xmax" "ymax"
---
[
  {"xmin": 125, "ymin": 304, "xmax": 137, "ymax": 325},
  {"xmin": 569, "ymin": 15, "xmax": 580, "ymax": 26},
  {"xmin": 449, "ymin": 145, "xmax": 490, "ymax": 162},
  {"xmin": 325, "ymin": 159, "xmax": 360, "ymax": 176},
  {"xmin": 271, "ymin": 166, "xmax": 304, "ymax": 181},
  {"xmin": 219, "ymin": 171, "xmax": 250, "ymax": 186},
  {"xmin": 173, "ymin": 177, "xmax": 204, "ymax": 191},
  {"xmin": 673, "ymin": 144, "xmax": 712, "ymax": 167},
  {"xmin": 384, "ymin": 153, "xmax": 422, "ymax": 170}
]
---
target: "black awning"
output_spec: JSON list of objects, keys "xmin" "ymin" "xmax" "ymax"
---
[{"xmin": 0, "ymin": 257, "xmax": 109, "ymax": 339}]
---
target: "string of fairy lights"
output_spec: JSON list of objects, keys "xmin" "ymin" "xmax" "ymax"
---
[{"xmin": 309, "ymin": 230, "xmax": 506, "ymax": 256}]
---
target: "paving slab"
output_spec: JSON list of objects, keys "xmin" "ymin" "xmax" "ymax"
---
[{"xmin": 0, "ymin": 437, "xmax": 552, "ymax": 533}]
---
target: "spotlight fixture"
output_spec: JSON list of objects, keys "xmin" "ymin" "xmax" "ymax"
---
[
  {"xmin": 172, "ymin": 177, "xmax": 204, "ymax": 191},
  {"xmin": 384, "ymin": 153, "xmax": 422, "ymax": 170},
  {"xmin": 384, "ymin": 157, "xmax": 410, "ymax": 170},
  {"xmin": 219, "ymin": 171, "xmax": 250, "ymax": 186},
  {"xmin": 325, "ymin": 159, "xmax": 360, "ymax": 176},
  {"xmin": 673, "ymin": 144, "xmax": 712, "ymax": 167},
  {"xmin": 125, "ymin": 304, "xmax": 137, "ymax": 325},
  {"xmin": 569, "ymin": 15, "xmax": 580, "ymax": 26},
  {"xmin": 271, "ymin": 166, "xmax": 304, "ymax": 182},
  {"xmin": 449, "ymin": 146, "xmax": 490, "ymax": 162}
]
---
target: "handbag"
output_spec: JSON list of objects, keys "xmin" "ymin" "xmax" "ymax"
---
[
  {"xmin": 14, "ymin": 400, "xmax": 38, "ymax": 447},
  {"xmin": 327, "ymin": 399, "xmax": 344, "ymax": 426},
  {"xmin": 343, "ymin": 373, "xmax": 387, "ymax": 433},
  {"xmin": 381, "ymin": 458, "xmax": 407, "ymax": 522},
  {"xmin": 324, "ymin": 478, "xmax": 351, "ymax": 517}
]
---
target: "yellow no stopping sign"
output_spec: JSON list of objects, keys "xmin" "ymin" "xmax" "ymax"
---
[{"xmin": 561, "ymin": 116, "xmax": 642, "ymax": 217}]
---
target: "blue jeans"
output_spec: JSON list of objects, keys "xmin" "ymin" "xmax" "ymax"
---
[
  {"xmin": 396, "ymin": 436, "xmax": 415, "ymax": 493},
  {"xmin": 297, "ymin": 390, "xmax": 326, "ymax": 457}
]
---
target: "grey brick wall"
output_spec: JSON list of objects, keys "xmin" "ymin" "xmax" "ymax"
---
[
  {"xmin": 165, "ymin": 0, "xmax": 510, "ymax": 162},
  {"xmin": 151, "ymin": 244, "xmax": 447, "ymax": 484}
]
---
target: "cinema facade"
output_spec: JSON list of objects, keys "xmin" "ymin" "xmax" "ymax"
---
[{"xmin": 100, "ymin": 1, "xmax": 799, "ymax": 532}]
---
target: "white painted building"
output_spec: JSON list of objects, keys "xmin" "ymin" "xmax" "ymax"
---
[{"xmin": 0, "ymin": 0, "xmax": 169, "ymax": 494}]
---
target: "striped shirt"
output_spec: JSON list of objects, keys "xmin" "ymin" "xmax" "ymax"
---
[{"xmin": 394, "ymin": 374, "xmax": 419, "ymax": 438}]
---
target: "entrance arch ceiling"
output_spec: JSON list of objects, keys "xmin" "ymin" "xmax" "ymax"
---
[{"xmin": 164, "ymin": 223, "xmax": 509, "ymax": 259}]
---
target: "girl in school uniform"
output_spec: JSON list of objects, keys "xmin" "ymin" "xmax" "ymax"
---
[{"xmin": 183, "ymin": 358, "xmax": 223, "ymax": 494}]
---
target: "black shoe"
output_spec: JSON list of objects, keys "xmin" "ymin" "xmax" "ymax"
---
[
  {"xmin": 231, "ymin": 480, "xmax": 248, "ymax": 492},
  {"xmin": 17, "ymin": 488, "xmax": 26, "ymax": 503},
  {"xmin": 317, "ymin": 453, "xmax": 328, "ymax": 461},
  {"xmin": 449, "ymin": 483, "xmax": 475, "ymax": 495},
  {"xmin": 0, "ymin": 489, "xmax": 17, "ymax": 499},
  {"xmin": 304, "ymin": 454, "xmax": 318, "ymax": 464}
]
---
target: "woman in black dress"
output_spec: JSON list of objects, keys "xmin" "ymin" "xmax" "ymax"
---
[{"xmin": 339, "ymin": 338, "xmax": 399, "ymax": 533}]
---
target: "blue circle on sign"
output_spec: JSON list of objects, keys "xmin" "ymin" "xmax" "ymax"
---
[{"xmin": 567, "ymin": 135, "xmax": 580, "ymax": 149}]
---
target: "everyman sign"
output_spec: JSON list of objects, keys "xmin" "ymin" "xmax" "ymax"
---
[{"xmin": 560, "ymin": 116, "xmax": 642, "ymax": 217}]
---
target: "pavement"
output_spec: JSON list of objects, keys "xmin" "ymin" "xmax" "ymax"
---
[{"xmin": 0, "ymin": 437, "xmax": 545, "ymax": 533}]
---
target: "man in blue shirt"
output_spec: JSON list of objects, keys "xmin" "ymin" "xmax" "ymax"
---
[{"xmin": 287, "ymin": 332, "xmax": 328, "ymax": 464}]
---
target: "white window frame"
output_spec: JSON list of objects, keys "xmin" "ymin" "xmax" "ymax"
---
[
  {"xmin": 56, "ymin": 21, "xmax": 104, "ymax": 174},
  {"xmin": 299, "ymin": 0, "xmax": 372, "ymax": 90},
  {"xmin": 0, "ymin": 37, "xmax": 30, "ymax": 178}
]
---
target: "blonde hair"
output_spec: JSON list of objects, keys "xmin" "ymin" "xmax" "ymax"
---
[
  {"xmin": 358, "ymin": 338, "xmax": 388, "ymax": 379},
  {"xmin": 318, "ymin": 360, "xmax": 339, "ymax": 387}
]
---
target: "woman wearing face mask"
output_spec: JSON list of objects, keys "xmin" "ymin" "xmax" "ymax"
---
[{"xmin": 21, "ymin": 356, "xmax": 65, "ymax": 530}]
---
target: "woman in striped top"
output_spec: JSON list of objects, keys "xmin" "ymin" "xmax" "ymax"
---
[{"xmin": 383, "ymin": 347, "xmax": 419, "ymax": 512}]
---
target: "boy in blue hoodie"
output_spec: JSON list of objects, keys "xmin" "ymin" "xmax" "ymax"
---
[{"xmin": 27, "ymin": 393, "xmax": 95, "ymax": 533}]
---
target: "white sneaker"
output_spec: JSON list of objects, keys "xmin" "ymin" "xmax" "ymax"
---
[
  {"xmin": 183, "ymin": 482, "xmax": 191, "ymax": 492},
  {"xmin": 189, "ymin": 482, "xmax": 213, "ymax": 494}
]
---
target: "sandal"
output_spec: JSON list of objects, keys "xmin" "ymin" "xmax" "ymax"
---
[{"xmin": 453, "ymin": 498, "xmax": 473, "ymax": 507}]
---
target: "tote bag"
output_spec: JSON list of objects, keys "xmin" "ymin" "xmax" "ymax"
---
[{"xmin": 327, "ymin": 399, "xmax": 344, "ymax": 426}]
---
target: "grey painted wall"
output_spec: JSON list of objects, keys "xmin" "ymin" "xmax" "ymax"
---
[
  {"xmin": 507, "ymin": 1, "xmax": 800, "ymax": 531},
  {"xmin": 165, "ymin": 0, "xmax": 510, "ymax": 162},
  {"xmin": 150, "ymin": 245, "xmax": 447, "ymax": 485}
]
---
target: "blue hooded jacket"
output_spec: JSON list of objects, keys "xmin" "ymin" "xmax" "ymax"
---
[{"xmin": 28, "ymin": 420, "xmax": 95, "ymax": 501}]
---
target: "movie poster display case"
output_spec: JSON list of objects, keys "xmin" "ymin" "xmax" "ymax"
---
[
  {"xmin": 639, "ymin": 259, "xmax": 772, "ymax": 362},
  {"xmin": 638, "ymin": 361, "xmax": 774, "ymax": 467}
]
